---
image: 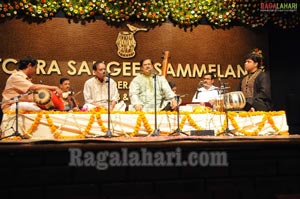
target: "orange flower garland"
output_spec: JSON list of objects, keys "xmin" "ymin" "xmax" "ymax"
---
[
  {"xmin": 23, "ymin": 111, "xmax": 43, "ymax": 137},
  {"xmin": 186, "ymin": 114, "xmax": 203, "ymax": 131},
  {"xmin": 130, "ymin": 112, "xmax": 143, "ymax": 136},
  {"xmin": 141, "ymin": 112, "xmax": 153, "ymax": 134},
  {"xmin": 1, "ymin": 110, "xmax": 289, "ymax": 139},
  {"xmin": 82, "ymin": 114, "xmax": 95, "ymax": 136},
  {"xmin": 96, "ymin": 113, "xmax": 108, "ymax": 132}
]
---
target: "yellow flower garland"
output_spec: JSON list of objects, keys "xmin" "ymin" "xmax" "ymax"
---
[
  {"xmin": 23, "ymin": 111, "xmax": 43, "ymax": 137},
  {"xmin": 96, "ymin": 113, "xmax": 108, "ymax": 132},
  {"xmin": 1, "ymin": 110, "xmax": 289, "ymax": 139}
]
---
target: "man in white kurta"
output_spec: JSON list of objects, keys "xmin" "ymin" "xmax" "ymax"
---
[{"xmin": 83, "ymin": 62, "xmax": 119, "ymax": 111}]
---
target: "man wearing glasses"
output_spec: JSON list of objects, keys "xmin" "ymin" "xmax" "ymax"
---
[{"xmin": 192, "ymin": 72, "xmax": 219, "ymax": 108}]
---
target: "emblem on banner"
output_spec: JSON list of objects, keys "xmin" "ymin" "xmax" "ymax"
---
[{"xmin": 116, "ymin": 24, "xmax": 148, "ymax": 58}]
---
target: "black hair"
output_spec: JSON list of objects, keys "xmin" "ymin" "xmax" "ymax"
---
[
  {"xmin": 203, "ymin": 72, "xmax": 215, "ymax": 80},
  {"xmin": 168, "ymin": 81, "xmax": 176, "ymax": 89},
  {"xmin": 92, "ymin": 61, "xmax": 104, "ymax": 70},
  {"xmin": 18, "ymin": 56, "xmax": 38, "ymax": 70},
  {"xmin": 60, "ymin": 77, "xmax": 69, "ymax": 84},
  {"xmin": 140, "ymin": 58, "xmax": 153, "ymax": 66},
  {"xmin": 245, "ymin": 52, "xmax": 262, "ymax": 68}
]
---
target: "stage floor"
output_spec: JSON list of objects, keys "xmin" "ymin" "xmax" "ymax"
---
[{"xmin": 1, "ymin": 134, "xmax": 300, "ymax": 150}]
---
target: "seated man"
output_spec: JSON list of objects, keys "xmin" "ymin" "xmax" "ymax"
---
[
  {"xmin": 129, "ymin": 58, "xmax": 177, "ymax": 112},
  {"xmin": 1, "ymin": 57, "xmax": 62, "ymax": 112},
  {"xmin": 82, "ymin": 61, "xmax": 124, "ymax": 111},
  {"xmin": 192, "ymin": 72, "xmax": 219, "ymax": 108},
  {"xmin": 59, "ymin": 77, "xmax": 80, "ymax": 111}
]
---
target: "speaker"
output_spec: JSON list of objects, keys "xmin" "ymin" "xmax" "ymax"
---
[{"xmin": 190, "ymin": 130, "xmax": 214, "ymax": 136}]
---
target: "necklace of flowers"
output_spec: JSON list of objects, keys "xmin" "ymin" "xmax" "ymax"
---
[
  {"xmin": 267, "ymin": 111, "xmax": 289, "ymax": 135},
  {"xmin": 95, "ymin": 112, "xmax": 108, "ymax": 132},
  {"xmin": 186, "ymin": 114, "xmax": 203, "ymax": 131},
  {"xmin": 44, "ymin": 112, "xmax": 85, "ymax": 139},
  {"xmin": 23, "ymin": 111, "xmax": 43, "ymax": 137}
]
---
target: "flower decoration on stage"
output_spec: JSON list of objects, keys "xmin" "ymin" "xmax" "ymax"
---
[
  {"xmin": 0, "ymin": 1, "xmax": 19, "ymax": 18},
  {"xmin": 269, "ymin": 11, "xmax": 300, "ymax": 29},
  {"xmin": 18, "ymin": 0, "xmax": 60, "ymax": 19},
  {"xmin": 100, "ymin": 0, "xmax": 135, "ymax": 23},
  {"xmin": 61, "ymin": 0, "xmax": 97, "ymax": 20},
  {"xmin": 169, "ymin": 0, "xmax": 203, "ymax": 27},
  {"xmin": 0, "ymin": 0, "xmax": 299, "ymax": 29},
  {"xmin": 134, "ymin": 0, "xmax": 170, "ymax": 24},
  {"xmin": 203, "ymin": 0, "xmax": 237, "ymax": 28},
  {"xmin": 235, "ymin": 1, "xmax": 269, "ymax": 28}
]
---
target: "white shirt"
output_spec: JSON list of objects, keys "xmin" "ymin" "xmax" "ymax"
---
[
  {"xmin": 83, "ymin": 77, "xmax": 119, "ymax": 109},
  {"xmin": 192, "ymin": 85, "xmax": 219, "ymax": 103}
]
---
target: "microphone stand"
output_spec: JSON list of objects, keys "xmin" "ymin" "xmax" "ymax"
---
[
  {"xmin": 0, "ymin": 91, "xmax": 33, "ymax": 140},
  {"xmin": 105, "ymin": 73, "xmax": 112, "ymax": 138},
  {"xmin": 170, "ymin": 95, "xmax": 188, "ymax": 136},
  {"xmin": 151, "ymin": 73, "xmax": 160, "ymax": 136}
]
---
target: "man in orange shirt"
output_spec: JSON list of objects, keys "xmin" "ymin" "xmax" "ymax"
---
[{"xmin": 1, "ymin": 57, "xmax": 62, "ymax": 111}]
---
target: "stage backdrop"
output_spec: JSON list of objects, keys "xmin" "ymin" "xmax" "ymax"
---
[{"xmin": 0, "ymin": 18, "xmax": 268, "ymax": 106}]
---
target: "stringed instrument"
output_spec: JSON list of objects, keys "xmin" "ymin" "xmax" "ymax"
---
[
  {"xmin": 160, "ymin": 50, "xmax": 177, "ymax": 111},
  {"xmin": 161, "ymin": 50, "xmax": 170, "ymax": 77}
]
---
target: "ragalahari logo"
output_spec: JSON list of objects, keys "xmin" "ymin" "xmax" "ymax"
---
[
  {"xmin": 260, "ymin": 2, "xmax": 298, "ymax": 12},
  {"xmin": 116, "ymin": 24, "xmax": 148, "ymax": 59}
]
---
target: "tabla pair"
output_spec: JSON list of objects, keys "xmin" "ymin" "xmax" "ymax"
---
[
  {"xmin": 214, "ymin": 91, "xmax": 246, "ymax": 112},
  {"xmin": 33, "ymin": 89, "xmax": 64, "ymax": 111}
]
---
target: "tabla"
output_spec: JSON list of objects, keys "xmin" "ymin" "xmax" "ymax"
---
[
  {"xmin": 214, "ymin": 98, "xmax": 225, "ymax": 112},
  {"xmin": 224, "ymin": 91, "xmax": 246, "ymax": 111},
  {"xmin": 33, "ymin": 89, "xmax": 64, "ymax": 111}
]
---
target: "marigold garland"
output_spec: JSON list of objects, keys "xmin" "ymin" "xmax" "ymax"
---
[
  {"xmin": 23, "ymin": 111, "xmax": 43, "ymax": 137},
  {"xmin": 0, "ymin": 0, "xmax": 298, "ymax": 29},
  {"xmin": 95, "ymin": 112, "xmax": 108, "ymax": 132},
  {"xmin": 141, "ymin": 112, "xmax": 153, "ymax": 133},
  {"xmin": 186, "ymin": 114, "xmax": 203, "ymax": 131},
  {"xmin": 1, "ymin": 110, "xmax": 289, "ymax": 139},
  {"xmin": 179, "ymin": 114, "xmax": 187, "ymax": 130},
  {"xmin": 82, "ymin": 113, "xmax": 95, "ymax": 136},
  {"xmin": 130, "ymin": 112, "xmax": 143, "ymax": 136}
]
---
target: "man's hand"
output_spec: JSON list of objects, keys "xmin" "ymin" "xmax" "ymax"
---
[{"xmin": 134, "ymin": 104, "xmax": 143, "ymax": 111}]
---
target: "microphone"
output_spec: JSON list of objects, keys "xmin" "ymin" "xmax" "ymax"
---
[
  {"xmin": 148, "ymin": 69, "xmax": 158, "ymax": 75},
  {"xmin": 198, "ymin": 81, "xmax": 209, "ymax": 88},
  {"xmin": 218, "ymin": 77, "xmax": 227, "ymax": 88},
  {"xmin": 198, "ymin": 81, "xmax": 204, "ymax": 87},
  {"xmin": 103, "ymin": 72, "xmax": 110, "ymax": 83}
]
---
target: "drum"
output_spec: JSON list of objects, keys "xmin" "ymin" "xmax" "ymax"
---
[
  {"xmin": 116, "ymin": 31, "xmax": 136, "ymax": 58},
  {"xmin": 33, "ymin": 89, "xmax": 64, "ymax": 111},
  {"xmin": 224, "ymin": 91, "xmax": 246, "ymax": 111},
  {"xmin": 214, "ymin": 98, "xmax": 225, "ymax": 112}
]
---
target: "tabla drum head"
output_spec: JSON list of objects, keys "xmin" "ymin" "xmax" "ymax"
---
[{"xmin": 33, "ymin": 89, "xmax": 51, "ymax": 105}]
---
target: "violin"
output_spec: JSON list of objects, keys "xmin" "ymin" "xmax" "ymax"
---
[{"xmin": 62, "ymin": 91, "xmax": 81, "ymax": 111}]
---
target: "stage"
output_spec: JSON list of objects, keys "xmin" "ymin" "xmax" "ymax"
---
[
  {"xmin": 0, "ymin": 110, "xmax": 289, "ymax": 140},
  {"xmin": 1, "ymin": 133, "xmax": 300, "ymax": 199},
  {"xmin": 1, "ymin": 110, "xmax": 298, "ymax": 199}
]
